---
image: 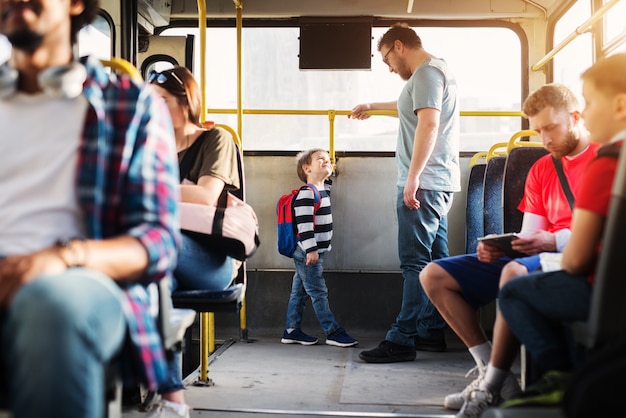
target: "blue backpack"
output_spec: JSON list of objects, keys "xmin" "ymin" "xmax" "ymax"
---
[{"xmin": 276, "ymin": 184, "xmax": 321, "ymax": 257}]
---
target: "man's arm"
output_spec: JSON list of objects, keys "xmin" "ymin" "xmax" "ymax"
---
[
  {"xmin": 403, "ymin": 107, "xmax": 439, "ymax": 209},
  {"xmin": 349, "ymin": 101, "xmax": 398, "ymax": 120}
]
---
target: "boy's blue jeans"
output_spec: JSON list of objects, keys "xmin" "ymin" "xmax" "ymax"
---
[
  {"xmin": 386, "ymin": 187, "xmax": 452, "ymax": 347},
  {"xmin": 1, "ymin": 268, "xmax": 126, "ymax": 418},
  {"xmin": 499, "ymin": 270, "xmax": 591, "ymax": 374},
  {"xmin": 285, "ymin": 246, "xmax": 340, "ymax": 336}
]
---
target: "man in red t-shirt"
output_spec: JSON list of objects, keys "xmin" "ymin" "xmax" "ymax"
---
[
  {"xmin": 420, "ymin": 84, "xmax": 600, "ymax": 411},
  {"xmin": 457, "ymin": 53, "xmax": 626, "ymax": 418}
]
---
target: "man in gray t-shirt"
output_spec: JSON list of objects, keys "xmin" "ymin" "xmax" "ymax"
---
[{"xmin": 350, "ymin": 23, "xmax": 460, "ymax": 363}]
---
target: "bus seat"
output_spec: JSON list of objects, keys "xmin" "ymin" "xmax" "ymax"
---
[
  {"xmin": 502, "ymin": 146, "xmax": 548, "ymax": 233},
  {"xmin": 170, "ymin": 136, "xmax": 249, "ymax": 386},
  {"xmin": 483, "ymin": 155, "xmax": 507, "ymax": 236},
  {"xmin": 466, "ymin": 158, "xmax": 486, "ymax": 253}
]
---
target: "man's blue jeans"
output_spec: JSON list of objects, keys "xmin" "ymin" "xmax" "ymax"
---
[
  {"xmin": 285, "ymin": 247, "xmax": 339, "ymax": 336},
  {"xmin": 499, "ymin": 270, "xmax": 591, "ymax": 374},
  {"xmin": 1, "ymin": 268, "xmax": 126, "ymax": 418},
  {"xmin": 386, "ymin": 187, "xmax": 452, "ymax": 346}
]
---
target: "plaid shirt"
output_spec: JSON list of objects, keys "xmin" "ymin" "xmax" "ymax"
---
[{"xmin": 78, "ymin": 57, "xmax": 180, "ymax": 390}]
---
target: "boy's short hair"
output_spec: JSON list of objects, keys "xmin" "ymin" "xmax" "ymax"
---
[
  {"xmin": 581, "ymin": 53, "xmax": 626, "ymax": 97},
  {"xmin": 296, "ymin": 148, "xmax": 327, "ymax": 183},
  {"xmin": 522, "ymin": 83, "xmax": 579, "ymax": 117}
]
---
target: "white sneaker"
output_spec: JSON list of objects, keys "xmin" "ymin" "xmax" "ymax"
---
[
  {"xmin": 445, "ymin": 366, "xmax": 521, "ymax": 410},
  {"xmin": 456, "ymin": 383, "xmax": 499, "ymax": 418},
  {"xmin": 145, "ymin": 400, "xmax": 191, "ymax": 418},
  {"xmin": 444, "ymin": 365, "xmax": 485, "ymax": 410}
]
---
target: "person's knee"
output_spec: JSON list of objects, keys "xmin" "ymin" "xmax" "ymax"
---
[
  {"xmin": 499, "ymin": 261, "xmax": 528, "ymax": 289},
  {"xmin": 420, "ymin": 263, "xmax": 449, "ymax": 297}
]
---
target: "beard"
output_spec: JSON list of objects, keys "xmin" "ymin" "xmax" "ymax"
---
[
  {"xmin": 550, "ymin": 129, "xmax": 579, "ymax": 159},
  {"xmin": 7, "ymin": 29, "xmax": 43, "ymax": 53}
]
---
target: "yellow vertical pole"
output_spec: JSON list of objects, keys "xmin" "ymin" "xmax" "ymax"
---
[
  {"xmin": 328, "ymin": 110, "xmax": 336, "ymax": 167},
  {"xmin": 197, "ymin": 0, "xmax": 206, "ymax": 124},
  {"xmin": 234, "ymin": 0, "xmax": 243, "ymax": 141}
]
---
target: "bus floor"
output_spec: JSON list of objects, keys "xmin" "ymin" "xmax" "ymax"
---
[{"xmin": 121, "ymin": 331, "xmax": 520, "ymax": 418}]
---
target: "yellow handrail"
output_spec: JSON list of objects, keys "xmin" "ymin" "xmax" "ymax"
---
[
  {"xmin": 100, "ymin": 58, "xmax": 142, "ymax": 81},
  {"xmin": 469, "ymin": 151, "xmax": 488, "ymax": 168},
  {"xmin": 486, "ymin": 142, "xmax": 508, "ymax": 162},
  {"xmin": 507, "ymin": 129, "xmax": 541, "ymax": 153},
  {"xmin": 207, "ymin": 108, "xmax": 524, "ymax": 118}
]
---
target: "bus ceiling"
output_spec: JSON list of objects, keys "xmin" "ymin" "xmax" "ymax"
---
[{"xmin": 163, "ymin": 0, "xmax": 562, "ymax": 20}]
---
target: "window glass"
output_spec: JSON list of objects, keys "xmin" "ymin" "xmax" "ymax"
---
[
  {"xmin": 603, "ymin": 0, "xmax": 626, "ymax": 44},
  {"xmin": 162, "ymin": 25, "xmax": 522, "ymax": 152},
  {"xmin": 78, "ymin": 14, "xmax": 112, "ymax": 60},
  {"xmin": 0, "ymin": 36, "xmax": 10, "ymax": 64},
  {"xmin": 552, "ymin": 1, "xmax": 593, "ymax": 103}
]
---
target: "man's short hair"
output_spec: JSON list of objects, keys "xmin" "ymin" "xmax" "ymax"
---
[
  {"xmin": 377, "ymin": 23, "xmax": 422, "ymax": 52},
  {"xmin": 71, "ymin": 0, "xmax": 100, "ymax": 42},
  {"xmin": 296, "ymin": 148, "xmax": 327, "ymax": 183},
  {"xmin": 522, "ymin": 83, "xmax": 579, "ymax": 117},
  {"xmin": 582, "ymin": 53, "xmax": 626, "ymax": 97}
]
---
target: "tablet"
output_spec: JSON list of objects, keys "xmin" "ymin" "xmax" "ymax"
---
[{"xmin": 477, "ymin": 233, "xmax": 526, "ymax": 258}]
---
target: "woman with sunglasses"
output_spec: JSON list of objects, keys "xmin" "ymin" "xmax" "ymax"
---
[{"xmin": 147, "ymin": 66, "xmax": 241, "ymax": 418}]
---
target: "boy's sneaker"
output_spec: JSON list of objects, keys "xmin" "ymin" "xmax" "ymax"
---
[
  {"xmin": 325, "ymin": 328, "xmax": 358, "ymax": 347},
  {"xmin": 456, "ymin": 384, "xmax": 500, "ymax": 418},
  {"xmin": 445, "ymin": 367, "xmax": 521, "ymax": 410},
  {"xmin": 281, "ymin": 328, "xmax": 318, "ymax": 345},
  {"xmin": 359, "ymin": 340, "xmax": 416, "ymax": 363},
  {"xmin": 500, "ymin": 370, "xmax": 570, "ymax": 408}
]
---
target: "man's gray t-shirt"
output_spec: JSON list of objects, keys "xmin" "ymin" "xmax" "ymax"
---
[{"xmin": 396, "ymin": 57, "xmax": 460, "ymax": 192}]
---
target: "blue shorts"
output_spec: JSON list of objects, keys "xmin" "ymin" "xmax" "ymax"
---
[{"xmin": 433, "ymin": 253, "xmax": 541, "ymax": 310}]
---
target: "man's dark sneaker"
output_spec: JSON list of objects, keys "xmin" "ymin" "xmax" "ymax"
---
[
  {"xmin": 359, "ymin": 340, "xmax": 416, "ymax": 363},
  {"xmin": 281, "ymin": 328, "xmax": 318, "ymax": 345},
  {"xmin": 414, "ymin": 335, "xmax": 447, "ymax": 352}
]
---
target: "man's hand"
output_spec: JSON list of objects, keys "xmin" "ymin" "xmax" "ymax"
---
[
  {"xmin": 403, "ymin": 178, "xmax": 421, "ymax": 210},
  {"xmin": 511, "ymin": 230, "xmax": 557, "ymax": 255},
  {"xmin": 0, "ymin": 247, "xmax": 66, "ymax": 306},
  {"xmin": 476, "ymin": 241, "xmax": 505, "ymax": 263},
  {"xmin": 349, "ymin": 103, "xmax": 372, "ymax": 120}
]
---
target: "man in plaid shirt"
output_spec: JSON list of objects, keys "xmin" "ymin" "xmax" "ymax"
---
[{"xmin": 0, "ymin": 1, "xmax": 179, "ymax": 417}]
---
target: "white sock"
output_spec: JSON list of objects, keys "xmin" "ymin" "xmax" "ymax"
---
[
  {"xmin": 468, "ymin": 341, "xmax": 492, "ymax": 368},
  {"xmin": 162, "ymin": 400, "xmax": 189, "ymax": 416},
  {"xmin": 484, "ymin": 363, "xmax": 509, "ymax": 392}
]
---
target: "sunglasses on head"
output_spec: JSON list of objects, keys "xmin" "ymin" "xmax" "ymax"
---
[{"xmin": 147, "ymin": 70, "xmax": 185, "ymax": 92}]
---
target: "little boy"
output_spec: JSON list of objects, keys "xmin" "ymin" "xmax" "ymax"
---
[{"xmin": 281, "ymin": 148, "xmax": 358, "ymax": 347}]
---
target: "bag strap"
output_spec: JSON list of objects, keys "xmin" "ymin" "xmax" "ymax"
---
[
  {"xmin": 303, "ymin": 183, "xmax": 321, "ymax": 213},
  {"xmin": 552, "ymin": 156, "xmax": 575, "ymax": 211},
  {"xmin": 178, "ymin": 130, "xmax": 212, "ymax": 182}
]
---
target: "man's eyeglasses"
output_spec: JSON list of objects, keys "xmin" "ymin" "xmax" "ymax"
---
[
  {"xmin": 382, "ymin": 46, "xmax": 394, "ymax": 65},
  {"xmin": 147, "ymin": 70, "xmax": 185, "ymax": 91}
]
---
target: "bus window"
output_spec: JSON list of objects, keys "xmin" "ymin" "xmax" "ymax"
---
[
  {"xmin": 78, "ymin": 14, "xmax": 112, "ymax": 60},
  {"xmin": 162, "ymin": 24, "xmax": 521, "ymax": 152},
  {"xmin": 603, "ymin": 0, "xmax": 626, "ymax": 55},
  {"xmin": 0, "ymin": 36, "xmax": 9, "ymax": 64},
  {"xmin": 552, "ymin": 1, "xmax": 593, "ymax": 100}
]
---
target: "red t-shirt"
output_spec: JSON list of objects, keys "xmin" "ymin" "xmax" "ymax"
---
[
  {"xmin": 518, "ymin": 143, "xmax": 601, "ymax": 233},
  {"xmin": 575, "ymin": 140, "xmax": 623, "ymax": 284}
]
